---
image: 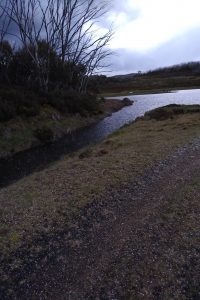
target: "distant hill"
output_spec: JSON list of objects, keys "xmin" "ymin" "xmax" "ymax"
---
[
  {"xmin": 108, "ymin": 62, "xmax": 200, "ymax": 81},
  {"xmin": 105, "ymin": 62, "xmax": 200, "ymax": 83},
  {"xmin": 144, "ymin": 62, "xmax": 200, "ymax": 77},
  {"xmin": 100, "ymin": 61, "xmax": 200, "ymax": 94},
  {"xmin": 109, "ymin": 73, "xmax": 138, "ymax": 81}
]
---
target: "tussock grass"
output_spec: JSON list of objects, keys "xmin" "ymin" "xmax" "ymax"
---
[{"xmin": 145, "ymin": 104, "xmax": 200, "ymax": 121}]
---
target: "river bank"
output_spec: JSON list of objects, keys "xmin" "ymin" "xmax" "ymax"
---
[
  {"xmin": 101, "ymin": 71, "xmax": 200, "ymax": 97},
  {"xmin": 101, "ymin": 86, "xmax": 200, "ymax": 98},
  {"xmin": 0, "ymin": 104, "xmax": 200, "ymax": 298},
  {"xmin": 0, "ymin": 98, "xmax": 132, "ymax": 159}
]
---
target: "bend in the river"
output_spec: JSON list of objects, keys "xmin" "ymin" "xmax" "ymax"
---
[{"xmin": 0, "ymin": 89, "xmax": 200, "ymax": 188}]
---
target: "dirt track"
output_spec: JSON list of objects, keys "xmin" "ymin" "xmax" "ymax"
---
[{"xmin": 15, "ymin": 137, "xmax": 200, "ymax": 300}]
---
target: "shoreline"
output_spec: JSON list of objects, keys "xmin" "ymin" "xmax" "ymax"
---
[
  {"xmin": 101, "ymin": 86, "xmax": 200, "ymax": 98},
  {"xmin": 0, "ymin": 98, "xmax": 132, "ymax": 160},
  {"xmin": 0, "ymin": 105, "xmax": 200, "ymax": 298}
]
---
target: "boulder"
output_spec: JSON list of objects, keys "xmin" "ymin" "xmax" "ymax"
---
[{"xmin": 122, "ymin": 97, "xmax": 133, "ymax": 106}]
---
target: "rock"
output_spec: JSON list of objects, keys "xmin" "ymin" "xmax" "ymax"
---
[{"xmin": 122, "ymin": 97, "xmax": 133, "ymax": 106}]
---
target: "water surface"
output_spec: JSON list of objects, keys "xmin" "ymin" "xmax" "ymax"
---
[{"xmin": 1, "ymin": 89, "xmax": 200, "ymax": 187}]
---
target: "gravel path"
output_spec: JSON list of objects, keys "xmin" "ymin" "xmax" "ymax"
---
[{"xmin": 6, "ymin": 138, "xmax": 200, "ymax": 299}]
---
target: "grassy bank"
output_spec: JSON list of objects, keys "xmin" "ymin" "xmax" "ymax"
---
[
  {"xmin": 101, "ymin": 74, "xmax": 200, "ymax": 96},
  {"xmin": 0, "ymin": 97, "xmax": 132, "ymax": 159},
  {"xmin": 0, "ymin": 105, "xmax": 200, "ymax": 263},
  {"xmin": 0, "ymin": 104, "xmax": 200, "ymax": 299}
]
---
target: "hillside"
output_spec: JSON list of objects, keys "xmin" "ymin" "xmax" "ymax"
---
[{"xmin": 99, "ymin": 62, "xmax": 200, "ymax": 95}]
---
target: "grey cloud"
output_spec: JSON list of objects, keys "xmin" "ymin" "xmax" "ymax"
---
[
  {"xmin": 110, "ymin": 1, "xmax": 139, "ymax": 17},
  {"xmin": 101, "ymin": 1, "xmax": 139, "ymax": 29},
  {"xmin": 109, "ymin": 27, "xmax": 200, "ymax": 75}
]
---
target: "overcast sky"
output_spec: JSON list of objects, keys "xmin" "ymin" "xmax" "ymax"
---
[
  {"xmin": 102, "ymin": 0, "xmax": 200, "ymax": 75},
  {"xmin": 1, "ymin": 0, "xmax": 200, "ymax": 75}
]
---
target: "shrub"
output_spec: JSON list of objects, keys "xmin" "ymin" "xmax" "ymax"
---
[
  {"xmin": 0, "ymin": 41, "xmax": 13, "ymax": 84},
  {"xmin": 47, "ymin": 90, "xmax": 100, "ymax": 115},
  {"xmin": 145, "ymin": 104, "xmax": 200, "ymax": 122},
  {"xmin": 17, "ymin": 104, "xmax": 40, "ymax": 117},
  {"xmin": 166, "ymin": 104, "xmax": 179, "ymax": 108},
  {"xmin": 0, "ymin": 86, "xmax": 100, "ymax": 124},
  {"xmin": 122, "ymin": 97, "xmax": 133, "ymax": 106},
  {"xmin": 173, "ymin": 108, "xmax": 184, "ymax": 115},
  {"xmin": 0, "ymin": 88, "xmax": 41, "ymax": 122},
  {"xmin": 188, "ymin": 107, "xmax": 200, "ymax": 113},
  {"xmin": 78, "ymin": 93, "xmax": 100, "ymax": 115},
  {"xmin": 146, "ymin": 108, "xmax": 173, "ymax": 121},
  {"xmin": 0, "ymin": 100, "xmax": 16, "ymax": 121},
  {"xmin": 33, "ymin": 126, "xmax": 54, "ymax": 142},
  {"xmin": 14, "ymin": 94, "xmax": 40, "ymax": 117},
  {"xmin": 47, "ymin": 90, "xmax": 68, "ymax": 112}
]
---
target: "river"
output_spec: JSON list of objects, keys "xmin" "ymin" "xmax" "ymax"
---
[{"xmin": 0, "ymin": 88, "xmax": 200, "ymax": 188}]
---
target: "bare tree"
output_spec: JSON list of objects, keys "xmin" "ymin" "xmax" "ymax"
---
[
  {"xmin": 0, "ymin": 0, "xmax": 113, "ymax": 91},
  {"xmin": 47, "ymin": 0, "xmax": 113, "ymax": 91},
  {"xmin": 37, "ymin": 0, "xmax": 113, "ymax": 91},
  {"xmin": 0, "ymin": 0, "xmax": 12, "ymax": 43},
  {"xmin": 1, "ymin": 0, "xmax": 54, "ymax": 90}
]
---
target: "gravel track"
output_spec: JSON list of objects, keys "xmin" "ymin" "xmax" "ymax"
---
[{"xmin": 9, "ymin": 137, "xmax": 199, "ymax": 300}]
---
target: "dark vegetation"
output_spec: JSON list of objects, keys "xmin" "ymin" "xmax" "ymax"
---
[
  {"xmin": 0, "ymin": 0, "xmax": 112, "ymax": 123},
  {"xmin": 100, "ymin": 62, "xmax": 200, "ymax": 94},
  {"xmin": 33, "ymin": 126, "xmax": 54, "ymax": 143},
  {"xmin": 145, "ymin": 104, "xmax": 200, "ymax": 121},
  {"xmin": 0, "ymin": 41, "xmax": 101, "ymax": 122},
  {"xmin": 146, "ymin": 61, "xmax": 200, "ymax": 77},
  {"xmin": 0, "ymin": 0, "xmax": 200, "ymax": 124}
]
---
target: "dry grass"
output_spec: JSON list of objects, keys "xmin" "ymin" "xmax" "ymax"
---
[{"xmin": 0, "ymin": 108, "xmax": 200, "ymax": 256}]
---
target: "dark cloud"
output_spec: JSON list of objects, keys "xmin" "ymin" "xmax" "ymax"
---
[{"xmin": 1, "ymin": 0, "xmax": 200, "ymax": 75}]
